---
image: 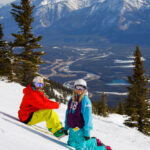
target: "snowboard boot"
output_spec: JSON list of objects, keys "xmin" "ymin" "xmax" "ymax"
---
[
  {"xmin": 53, "ymin": 127, "xmax": 65, "ymax": 138},
  {"xmin": 48, "ymin": 128, "xmax": 52, "ymax": 132}
]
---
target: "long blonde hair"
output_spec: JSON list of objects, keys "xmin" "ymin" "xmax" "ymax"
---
[{"xmin": 72, "ymin": 89, "xmax": 85, "ymax": 103}]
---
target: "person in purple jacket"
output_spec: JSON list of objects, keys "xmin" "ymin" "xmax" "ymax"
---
[{"xmin": 64, "ymin": 79, "xmax": 107, "ymax": 150}]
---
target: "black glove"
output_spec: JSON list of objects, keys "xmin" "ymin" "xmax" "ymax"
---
[
  {"xmin": 84, "ymin": 136, "xmax": 90, "ymax": 141},
  {"xmin": 64, "ymin": 130, "xmax": 68, "ymax": 135}
]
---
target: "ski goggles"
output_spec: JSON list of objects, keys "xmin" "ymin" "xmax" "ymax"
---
[
  {"xmin": 34, "ymin": 82, "xmax": 44, "ymax": 88},
  {"xmin": 75, "ymin": 85, "xmax": 86, "ymax": 91}
]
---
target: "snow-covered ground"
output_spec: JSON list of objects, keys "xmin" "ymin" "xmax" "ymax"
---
[{"xmin": 0, "ymin": 80, "xmax": 150, "ymax": 150}]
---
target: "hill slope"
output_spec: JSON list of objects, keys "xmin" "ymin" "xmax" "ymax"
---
[{"xmin": 0, "ymin": 80, "xmax": 150, "ymax": 150}]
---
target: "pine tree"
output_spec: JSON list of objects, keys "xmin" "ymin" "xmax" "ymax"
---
[
  {"xmin": 98, "ymin": 92, "xmax": 109, "ymax": 117},
  {"xmin": 118, "ymin": 95, "xmax": 125, "ymax": 115},
  {"xmin": 92, "ymin": 101, "xmax": 98, "ymax": 115},
  {"xmin": 0, "ymin": 24, "xmax": 14, "ymax": 80},
  {"xmin": 0, "ymin": 24, "xmax": 3, "ymax": 40},
  {"xmin": 124, "ymin": 46, "xmax": 150, "ymax": 135},
  {"xmin": 11, "ymin": 0, "xmax": 45, "ymax": 86}
]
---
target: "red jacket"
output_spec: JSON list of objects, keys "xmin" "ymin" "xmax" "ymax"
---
[{"xmin": 18, "ymin": 84, "xmax": 59, "ymax": 122}]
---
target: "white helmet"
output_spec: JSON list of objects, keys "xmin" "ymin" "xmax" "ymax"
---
[
  {"xmin": 33, "ymin": 76, "xmax": 44, "ymax": 84},
  {"xmin": 74, "ymin": 79, "xmax": 87, "ymax": 88}
]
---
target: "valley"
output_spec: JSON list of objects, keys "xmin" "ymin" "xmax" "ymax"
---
[{"xmin": 40, "ymin": 44, "xmax": 150, "ymax": 106}]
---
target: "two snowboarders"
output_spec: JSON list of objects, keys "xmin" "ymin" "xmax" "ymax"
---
[
  {"xmin": 18, "ymin": 76, "xmax": 64, "ymax": 138},
  {"xmin": 18, "ymin": 76, "xmax": 111, "ymax": 149}
]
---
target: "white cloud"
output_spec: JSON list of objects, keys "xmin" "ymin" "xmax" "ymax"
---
[{"xmin": 0, "ymin": 0, "xmax": 16, "ymax": 6}]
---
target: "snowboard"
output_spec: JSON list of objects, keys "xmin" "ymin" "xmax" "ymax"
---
[{"xmin": 31, "ymin": 125, "xmax": 66, "ymax": 139}]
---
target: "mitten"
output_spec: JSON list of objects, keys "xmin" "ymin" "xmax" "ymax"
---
[
  {"xmin": 84, "ymin": 136, "xmax": 90, "ymax": 141},
  {"xmin": 64, "ymin": 130, "xmax": 68, "ymax": 135}
]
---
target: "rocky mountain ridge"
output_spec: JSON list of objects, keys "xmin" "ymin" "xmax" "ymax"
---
[{"xmin": 0, "ymin": 0, "xmax": 150, "ymax": 45}]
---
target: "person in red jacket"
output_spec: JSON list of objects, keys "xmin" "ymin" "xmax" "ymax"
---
[{"xmin": 18, "ymin": 76, "xmax": 64, "ymax": 137}]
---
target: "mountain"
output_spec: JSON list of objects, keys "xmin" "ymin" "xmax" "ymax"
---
[
  {"xmin": 1, "ymin": 80, "xmax": 150, "ymax": 150},
  {"xmin": 0, "ymin": 0, "xmax": 150, "ymax": 46}
]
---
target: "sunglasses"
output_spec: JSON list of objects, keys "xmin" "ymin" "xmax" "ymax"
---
[
  {"xmin": 35, "ymin": 83, "xmax": 44, "ymax": 88},
  {"xmin": 75, "ymin": 85, "xmax": 86, "ymax": 91}
]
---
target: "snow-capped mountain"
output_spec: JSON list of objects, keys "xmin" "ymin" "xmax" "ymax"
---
[
  {"xmin": 0, "ymin": 0, "xmax": 150, "ymax": 45},
  {"xmin": 32, "ymin": 0, "xmax": 104, "ymax": 28}
]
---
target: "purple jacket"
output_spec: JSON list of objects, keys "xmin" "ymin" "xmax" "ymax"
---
[
  {"xmin": 66, "ymin": 96, "xmax": 84, "ymax": 128},
  {"xmin": 65, "ymin": 94, "xmax": 93, "ymax": 137}
]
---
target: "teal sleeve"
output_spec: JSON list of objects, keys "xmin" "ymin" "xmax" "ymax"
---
[{"xmin": 81, "ymin": 95, "xmax": 93, "ymax": 137}]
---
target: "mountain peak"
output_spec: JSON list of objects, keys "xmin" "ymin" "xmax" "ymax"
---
[{"xmin": 0, "ymin": 0, "xmax": 150, "ymax": 45}]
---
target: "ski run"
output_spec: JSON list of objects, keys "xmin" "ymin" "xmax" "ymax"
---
[{"xmin": 0, "ymin": 80, "xmax": 150, "ymax": 150}]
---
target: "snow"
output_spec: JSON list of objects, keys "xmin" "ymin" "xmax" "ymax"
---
[
  {"xmin": 96, "ymin": 91, "xmax": 128, "ymax": 96},
  {"xmin": 114, "ymin": 59, "xmax": 134, "ymax": 64},
  {"xmin": 110, "ymin": 65, "xmax": 134, "ymax": 68},
  {"xmin": 53, "ymin": 89, "xmax": 63, "ymax": 97},
  {"xmin": 0, "ymin": 80, "xmax": 150, "ymax": 150},
  {"xmin": 41, "ymin": 0, "xmax": 50, "ymax": 6},
  {"xmin": 1, "ymin": 0, "xmax": 150, "ymax": 30}
]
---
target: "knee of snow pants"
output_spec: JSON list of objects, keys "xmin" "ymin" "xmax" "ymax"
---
[
  {"xmin": 85, "ymin": 138, "xmax": 107, "ymax": 150},
  {"xmin": 67, "ymin": 128, "xmax": 85, "ymax": 149},
  {"xmin": 67, "ymin": 128, "xmax": 107, "ymax": 150},
  {"xmin": 27, "ymin": 109, "xmax": 62, "ymax": 133},
  {"xmin": 96, "ymin": 145, "xmax": 107, "ymax": 150}
]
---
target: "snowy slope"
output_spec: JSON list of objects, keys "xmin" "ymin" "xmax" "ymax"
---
[{"xmin": 0, "ymin": 80, "xmax": 150, "ymax": 150}]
